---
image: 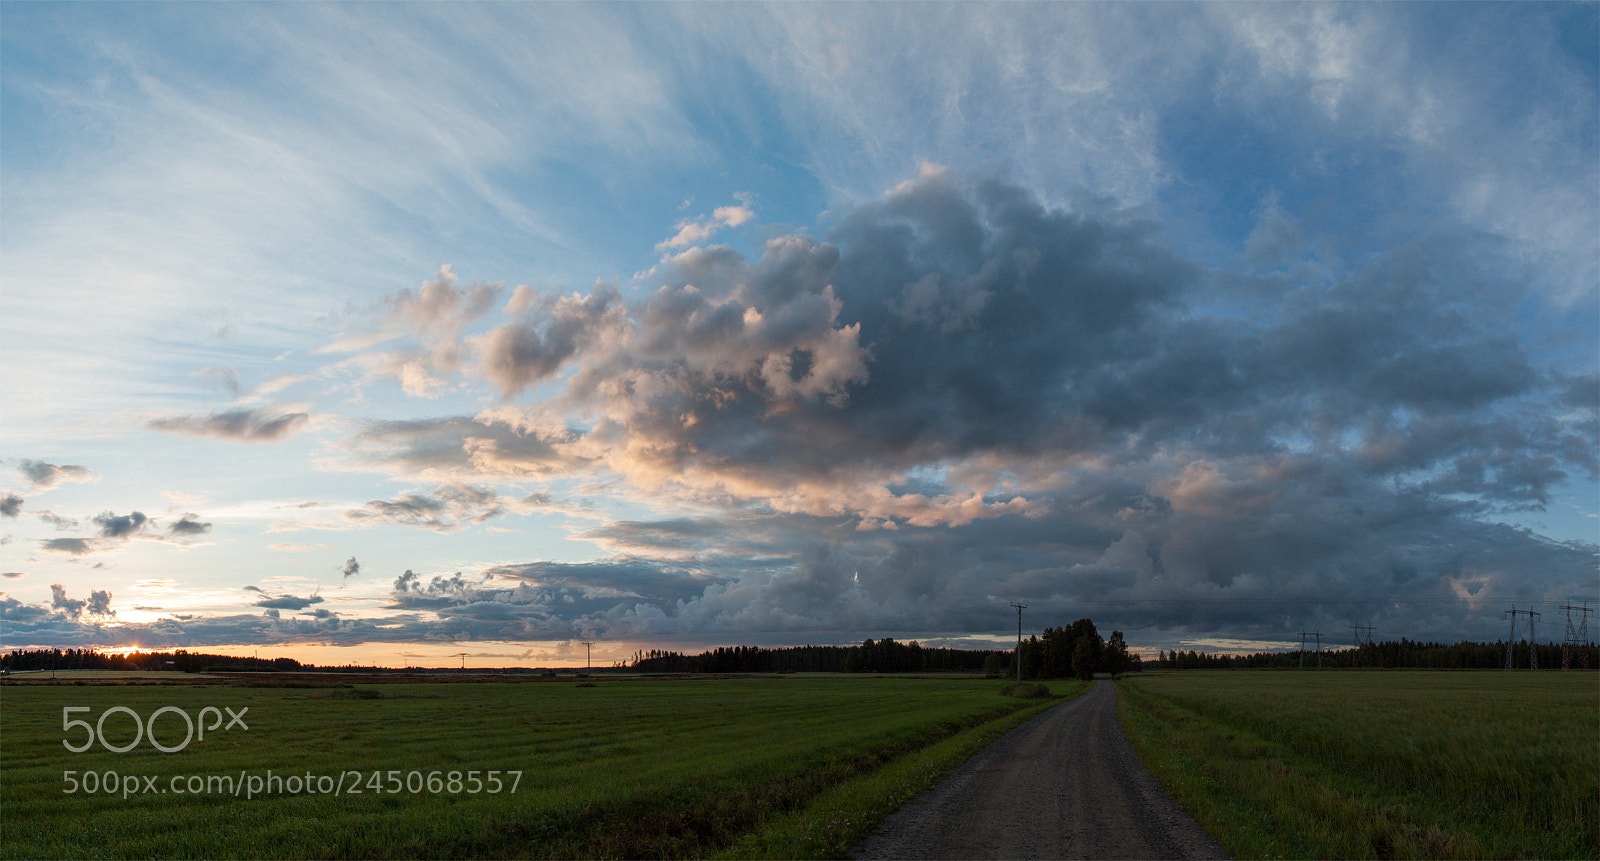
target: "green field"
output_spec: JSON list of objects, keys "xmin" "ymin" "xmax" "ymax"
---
[
  {"xmin": 0, "ymin": 675, "xmax": 1082, "ymax": 859},
  {"xmin": 1117, "ymin": 670, "xmax": 1600, "ymax": 860}
]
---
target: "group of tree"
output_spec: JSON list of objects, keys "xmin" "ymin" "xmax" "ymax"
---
[
  {"xmin": 1155, "ymin": 638, "xmax": 1599, "ymax": 670},
  {"xmin": 3, "ymin": 649, "xmax": 307, "ymax": 673},
  {"xmin": 1005, "ymin": 619, "xmax": 1140, "ymax": 680},
  {"xmin": 629, "ymin": 638, "xmax": 1005, "ymax": 674},
  {"xmin": 629, "ymin": 618, "xmax": 1140, "ymax": 680}
]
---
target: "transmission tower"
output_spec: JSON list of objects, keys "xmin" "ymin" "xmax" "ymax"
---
[
  {"xmin": 1561, "ymin": 600, "xmax": 1593, "ymax": 670},
  {"xmin": 1503, "ymin": 607, "xmax": 1542, "ymax": 670},
  {"xmin": 1010, "ymin": 603, "xmax": 1027, "ymax": 683},
  {"xmin": 1298, "ymin": 631, "xmax": 1322, "ymax": 669},
  {"xmin": 1504, "ymin": 606, "xmax": 1518, "ymax": 670},
  {"xmin": 1527, "ymin": 609, "xmax": 1540, "ymax": 669},
  {"xmin": 1348, "ymin": 624, "xmax": 1374, "ymax": 667}
]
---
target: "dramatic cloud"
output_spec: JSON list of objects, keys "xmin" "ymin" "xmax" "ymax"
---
[
  {"xmin": 148, "ymin": 407, "xmax": 311, "ymax": 442},
  {"xmin": 17, "ymin": 460, "xmax": 96, "ymax": 490},
  {"xmin": 3, "ymin": 1, "xmax": 1593, "ymax": 658},
  {"xmin": 478, "ymin": 286, "xmax": 623, "ymax": 399},
  {"xmin": 318, "ymin": 170, "xmax": 1595, "ymax": 645},
  {"xmin": 50, "ymin": 583, "xmax": 114, "ymax": 620}
]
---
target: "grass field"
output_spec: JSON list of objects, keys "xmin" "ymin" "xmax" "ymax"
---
[
  {"xmin": 0, "ymin": 674, "xmax": 1084, "ymax": 859},
  {"xmin": 1117, "ymin": 670, "xmax": 1600, "ymax": 860}
]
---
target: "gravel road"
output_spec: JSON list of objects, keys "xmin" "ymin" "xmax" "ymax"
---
[{"xmin": 850, "ymin": 679, "xmax": 1230, "ymax": 860}]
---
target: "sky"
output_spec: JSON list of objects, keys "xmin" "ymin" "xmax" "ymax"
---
[{"xmin": 2, "ymin": 2, "xmax": 1596, "ymax": 667}]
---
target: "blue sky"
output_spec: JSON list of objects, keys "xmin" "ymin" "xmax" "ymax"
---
[{"xmin": 2, "ymin": 3, "xmax": 1595, "ymax": 666}]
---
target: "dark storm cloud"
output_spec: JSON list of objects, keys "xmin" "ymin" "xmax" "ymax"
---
[
  {"xmin": 485, "ymin": 558, "xmax": 722, "ymax": 606},
  {"xmin": 105, "ymin": 170, "xmax": 1578, "ymax": 652},
  {"xmin": 148, "ymin": 407, "xmax": 310, "ymax": 442},
  {"xmin": 362, "ymin": 169, "xmax": 1589, "ymax": 646},
  {"xmin": 0, "ymin": 494, "xmax": 20, "ymax": 517},
  {"xmin": 18, "ymin": 460, "xmax": 95, "ymax": 490}
]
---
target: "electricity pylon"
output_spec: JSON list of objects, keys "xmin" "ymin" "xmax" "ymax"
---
[
  {"xmin": 1503, "ymin": 607, "xmax": 1541, "ymax": 669},
  {"xmin": 1299, "ymin": 631, "xmax": 1321, "ymax": 669},
  {"xmin": 1561, "ymin": 600, "xmax": 1593, "ymax": 670}
]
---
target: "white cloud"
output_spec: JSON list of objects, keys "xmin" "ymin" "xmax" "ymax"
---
[{"xmin": 656, "ymin": 203, "xmax": 757, "ymax": 250}]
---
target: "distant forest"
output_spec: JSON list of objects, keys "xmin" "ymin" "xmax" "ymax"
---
[
  {"xmin": 2, "ymin": 649, "xmax": 309, "ymax": 674},
  {"xmin": 1156, "ymin": 639, "xmax": 1599, "ymax": 670},
  {"xmin": 632, "ymin": 619, "xmax": 1139, "ymax": 680}
]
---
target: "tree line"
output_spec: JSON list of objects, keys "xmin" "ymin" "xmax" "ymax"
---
[
  {"xmin": 1156, "ymin": 638, "xmax": 1599, "ymax": 670},
  {"xmin": 3, "ymin": 649, "xmax": 308, "ymax": 673},
  {"xmin": 628, "ymin": 639, "xmax": 1006, "ymax": 674},
  {"xmin": 630, "ymin": 618, "xmax": 1141, "ymax": 680}
]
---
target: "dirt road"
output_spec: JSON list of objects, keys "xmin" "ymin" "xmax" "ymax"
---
[{"xmin": 850, "ymin": 679, "xmax": 1229, "ymax": 860}]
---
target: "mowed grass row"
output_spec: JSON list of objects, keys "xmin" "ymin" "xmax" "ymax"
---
[
  {"xmin": 1, "ymin": 676, "xmax": 1075, "ymax": 859},
  {"xmin": 1117, "ymin": 671, "xmax": 1600, "ymax": 860}
]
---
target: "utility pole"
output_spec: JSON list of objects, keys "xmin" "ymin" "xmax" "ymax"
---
[
  {"xmin": 1010, "ymin": 603, "xmax": 1027, "ymax": 683},
  {"xmin": 580, "ymin": 641, "xmax": 594, "ymax": 671},
  {"xmin": 1561, "ymin": 600, "xmax": 1593, "ymax": 670}
]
